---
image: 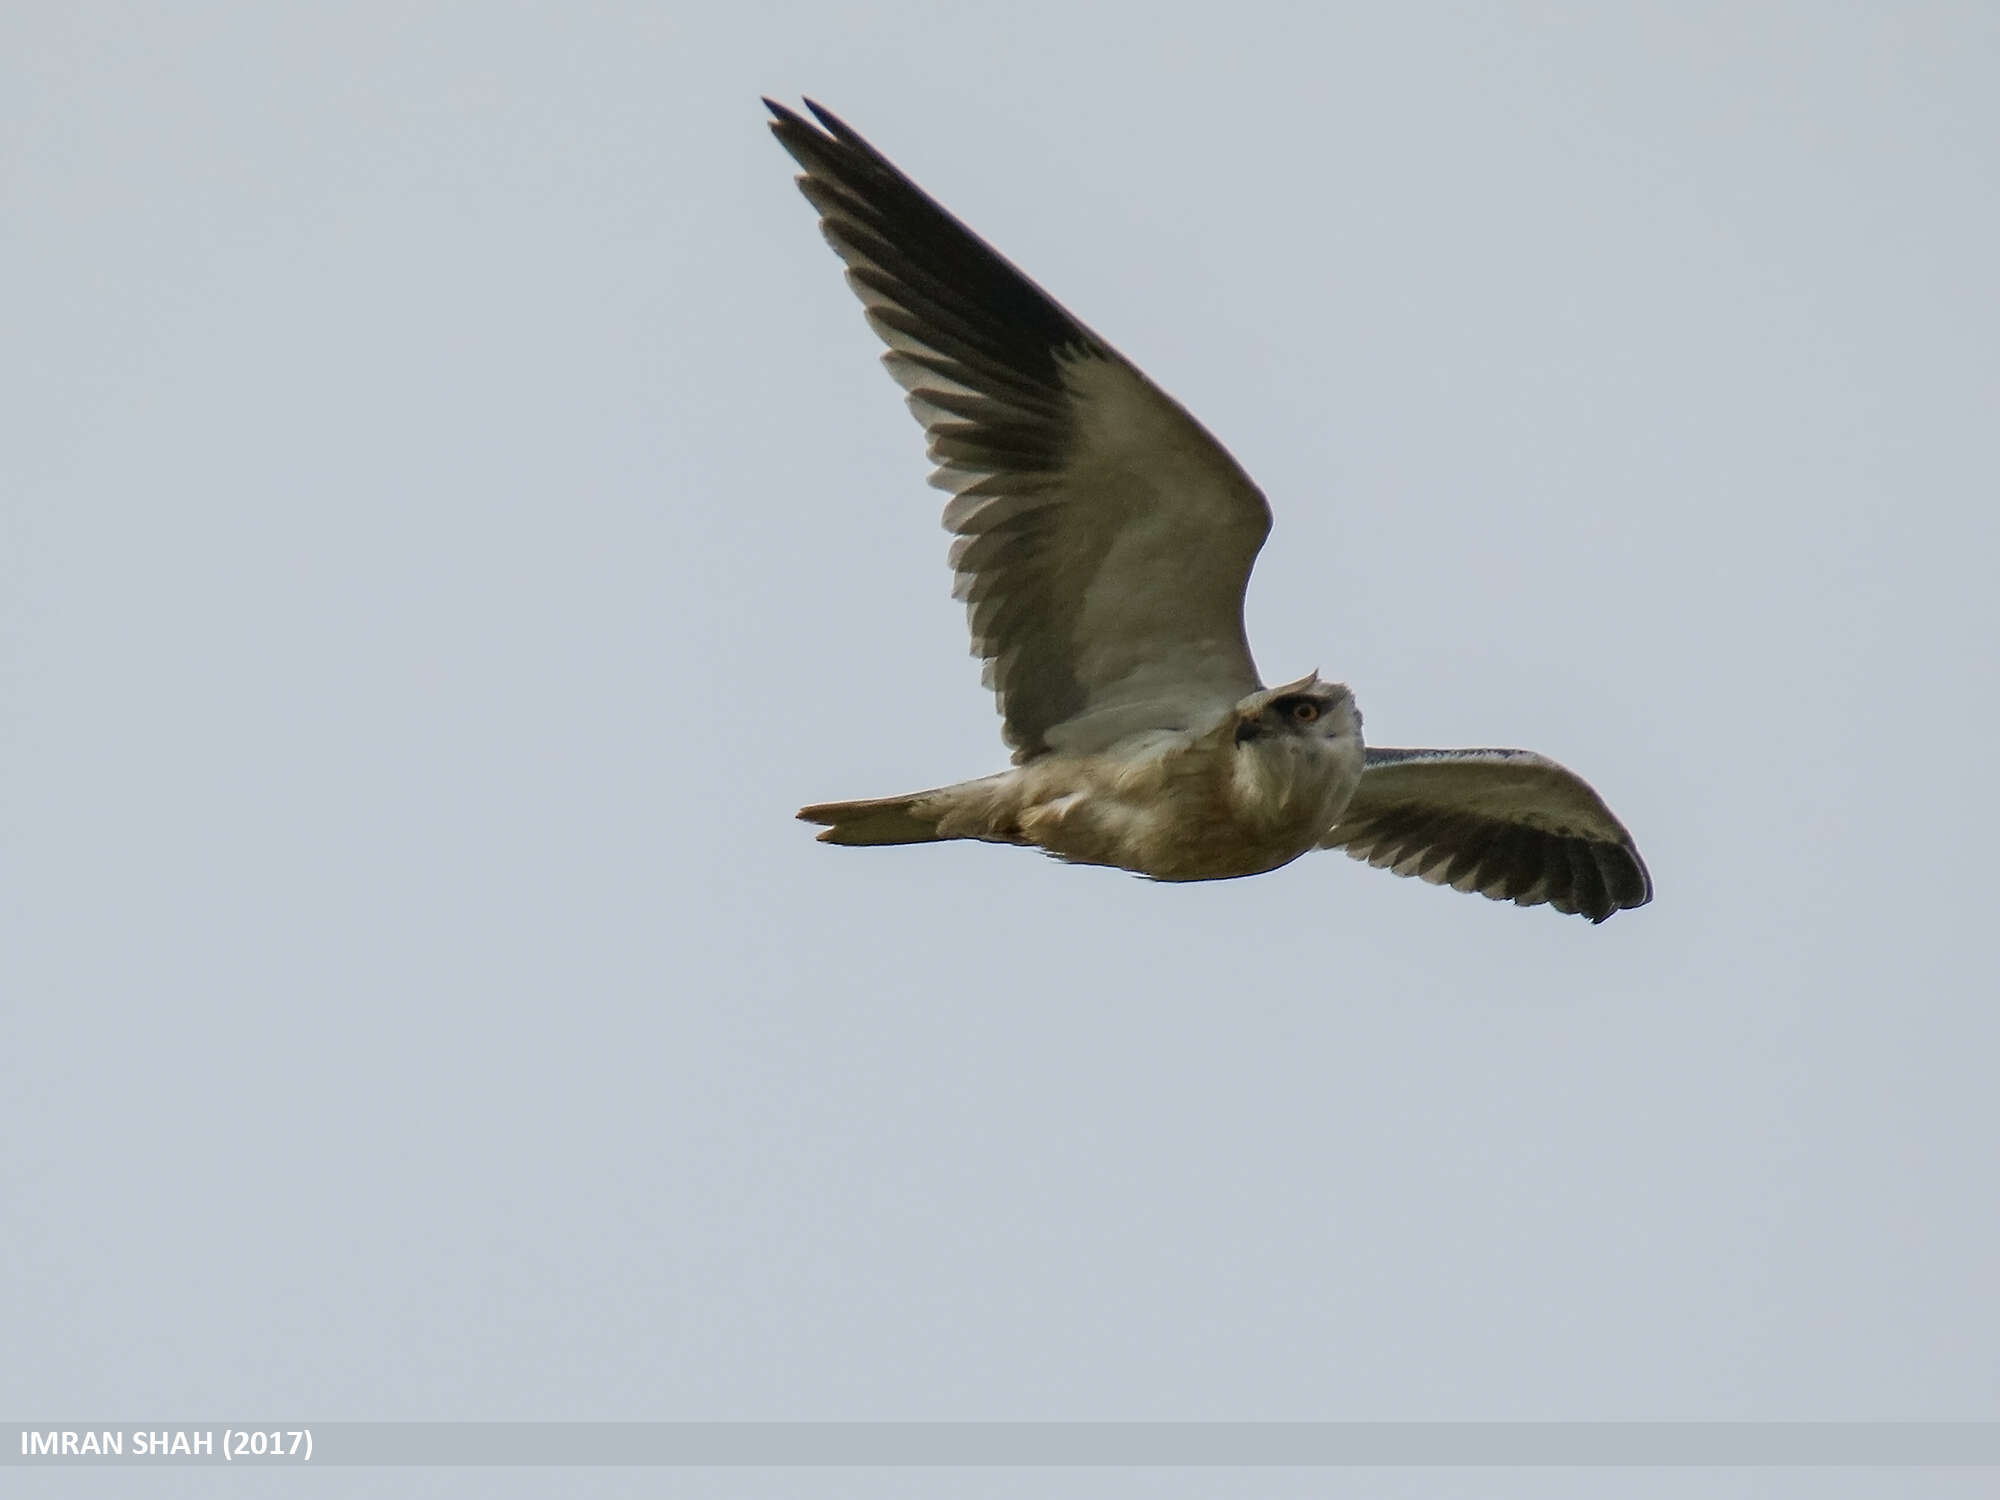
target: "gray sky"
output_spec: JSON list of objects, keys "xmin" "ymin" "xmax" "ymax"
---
[{"xmin": 5, "ymin": 2, "xmax": 1997, "ymax": 1496}]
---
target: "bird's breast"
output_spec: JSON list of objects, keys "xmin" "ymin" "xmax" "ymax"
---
[{"xmin": 1225, "ymin": 735, "xmax": 1363, "ymax": 834}]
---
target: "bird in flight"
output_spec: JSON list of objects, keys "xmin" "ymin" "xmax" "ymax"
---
[{"xmin": 768, "ymin": 98, "xmax": 1652, "ymax": 922}]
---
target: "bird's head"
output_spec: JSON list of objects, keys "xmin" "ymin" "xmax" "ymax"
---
[{"xmin": 1232, "ymin": 673, "xmax": 1361, "ymax": 747}]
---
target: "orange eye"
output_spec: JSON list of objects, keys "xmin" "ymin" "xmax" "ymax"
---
[{"xmin": 1290, "ymin": 701, "xmax": 1319, "ymax": 724}]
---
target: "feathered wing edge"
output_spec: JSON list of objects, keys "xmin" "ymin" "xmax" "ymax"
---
[
  {"xmin": 764, "ymin": 98, "xmax": 1271, "ymax": 761},
  {"xmin": 1323, "ymin": 747, "xmax": 1652, "ymax": 923}
]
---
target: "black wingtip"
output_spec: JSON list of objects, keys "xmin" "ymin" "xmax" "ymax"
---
[
  {"xmin": 765, "ymin": 97, "xmax": 882, "ymax": 167},
  {"xmin": 802, "ymin": 97, "xmax": 850, "ymax": 137},
  {"xmin": 762, "ymin": 97, "xmax": 842, "ymax": 131}
]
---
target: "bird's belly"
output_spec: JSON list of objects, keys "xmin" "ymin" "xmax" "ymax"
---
[{"xmin": 1016, "ymin": 746, "xmax": 1361, "ymax": 882}]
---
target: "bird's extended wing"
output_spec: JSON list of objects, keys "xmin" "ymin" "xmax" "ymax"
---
[
  {"xmin": 1322, "ymin": 747, "xmax": 1653, "ymax": 923},
  {"xmin": 766, "ymin": 99, "xmax": 1272, "ymax": 761}
]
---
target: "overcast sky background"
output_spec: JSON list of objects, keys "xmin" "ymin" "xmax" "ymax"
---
[{"xmin": 5, "ymin": 3, "xmax": 1997, "ymax": 1497}]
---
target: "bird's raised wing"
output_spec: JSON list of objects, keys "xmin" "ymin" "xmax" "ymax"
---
[
  {"xmin": 1322, "ymin": 747, "xmax": 1653, "ymax": 923},
  {"xmin": 767, "ymin": 99, "xmax": 1272, "ymax": 761}
]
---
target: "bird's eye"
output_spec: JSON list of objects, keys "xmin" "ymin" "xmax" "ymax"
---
[{"xmin": 1290, "ymin": 701, "xmax": 1319, "ymax": 725}]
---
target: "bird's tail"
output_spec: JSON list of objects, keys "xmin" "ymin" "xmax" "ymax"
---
[{"xmin": 797, "ymin": 789, "xmax": 950, "ymax": 846}]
